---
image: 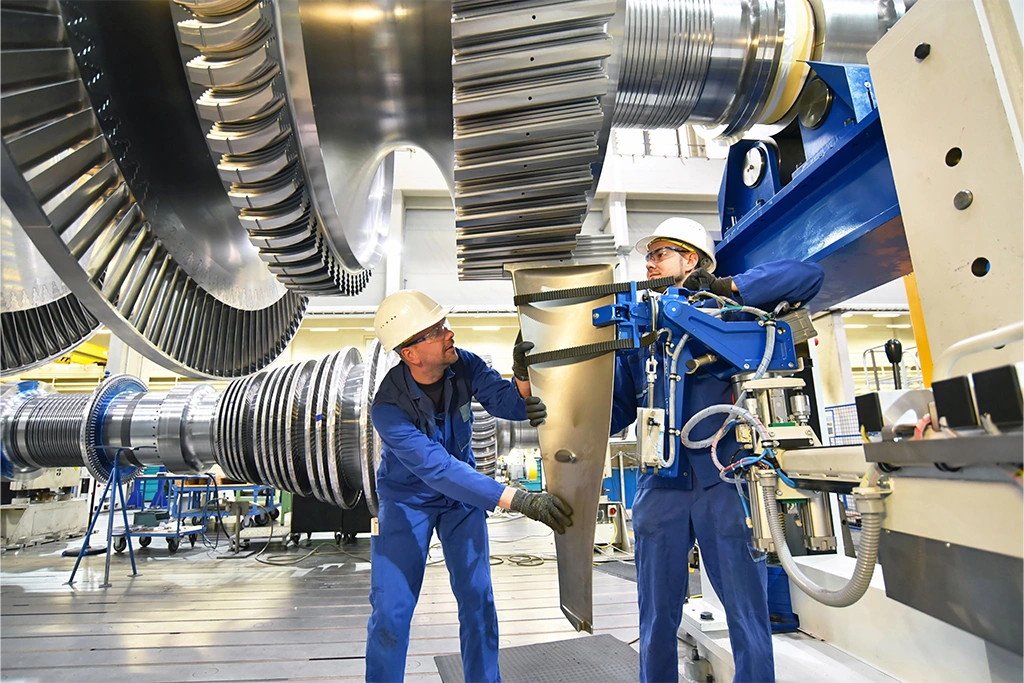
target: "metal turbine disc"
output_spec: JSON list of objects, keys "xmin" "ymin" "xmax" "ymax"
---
[
  {"xmin": 305, "ymin": 351, "xmax": 340, "ymax": 505},
  {"xmin": 80, "ymin": 374, "xmax": 148, "ymax": 483},
  {"xmin": 0, "ymin": 1, "xmax": 308, "ymax": 379},
  {"xmin": 285, "ymin": 359, "xmax": 317, "ymax": 497},
  {"xmin": 325, "ymin": 346, "xmax": 362, "ymax": 509}
]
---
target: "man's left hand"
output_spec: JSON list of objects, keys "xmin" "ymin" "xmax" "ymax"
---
[
  {"xmin": 683, "ymin": 268, "xmax": 735, "ymax": 297},
  {"xmin": 524, "ymin": 395, "xmax": 546, "ymax": 427}
]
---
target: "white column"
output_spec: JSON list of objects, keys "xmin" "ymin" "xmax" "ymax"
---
[
  {"xmin": 602, "ymin": 192, "xmax": 631, "ymax": 280},
  {"xmin": 385, "ymin": 190, "xmax": 406, "ymax": 295}
]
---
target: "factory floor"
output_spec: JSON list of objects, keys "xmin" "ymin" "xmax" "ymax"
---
[{"xmin": 0, "ymin": 512, "xmax": 646, "ymax": 682}]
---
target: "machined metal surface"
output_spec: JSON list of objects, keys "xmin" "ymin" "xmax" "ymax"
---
[
  {"xmin": 60, "ymin": 0, "xmax": 287, "ymax": 310},
  {"xmin": 0, "ymin": 347, "xmax": 386, "ymax": 506},
  {"xmin": 808, "ymin": 0, "xmax": 906, "ymax": 65},
  {"xmin": 613, "ymin": 0, "xmax": 806, "ymax": 137},
  {"xmin": 451, "ymin": 0, "xmax": 624, "ymax": 280},
  {"xmin": 1, "ymin": 177, "xmax": 98, "ymax": 376},
  {"xmin": 170, "ymin": 0, "xmax": 377, "ymax": 294},
  {"xmin": 282, "ymin": 0, "xmax": 454, "ymax": 271},
  {"xmin": 879, "ymin": 528, "xmax": 1023, "ymax": 656},
  {"xmin": 0, "ymin": 0, "xmax": 909, "ymax": 378},
  {"xmin": 508, "ymin": 259, "xmax": 618, "ymax": 632},
  {"xmin": 0, "ymin": 1, "xmax": 307, "ymax": 379}
]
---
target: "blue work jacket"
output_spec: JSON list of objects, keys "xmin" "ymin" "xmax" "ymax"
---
[
  {"xmin": 612, "ymin": 260, "xmax": 825, "ymax": 491},
  {"xmin": 371, "ymin": 348, "xmax": 527, "ymax": 511}
]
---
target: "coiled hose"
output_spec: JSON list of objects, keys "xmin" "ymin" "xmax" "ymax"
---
[{"xmin": 762, "ymin": 476, "xmax": 883, "ymax": 607}]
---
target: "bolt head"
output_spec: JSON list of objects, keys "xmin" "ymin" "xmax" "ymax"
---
[
  {"xmin": 743, "ymin": 363, "xmax": 751, "ymax": 369},
  {"xmin": 953, "ymin": 190, "xmax": 974, "ymax": 210},
  {"xmin": 914, "ymin": 42, "xmax": 931, "ymax": 60}
]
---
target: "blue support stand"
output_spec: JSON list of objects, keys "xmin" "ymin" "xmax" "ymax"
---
[{"xmin": 66, "ymin": 453, "xmax": 139, "ymax": 587}]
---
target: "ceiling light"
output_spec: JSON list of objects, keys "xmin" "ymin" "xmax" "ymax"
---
[
  {"xmin": 844, "ymin": 324, "xmax": 869, "ymax": 329},
  {"xmin": 363, "ymin": 328, "xmax": 375, "ymax": 332},
  {"xmin": 309, "ymin": 327, "xmax": 340, "ymax": 332},
  {"xmin": 872, "ymin": 312, "xmax": 902, "ymax": 318},
  {"xmin": 886, "ymin": 324, "xmax": 912, "ymax": 329},
  {"xmin": 841, "ymin": 312, "xmax": 855, "ymax": 318},
  {"xmin": 471, "ymin": 326, "xmax": 501, "ymax": 331}
]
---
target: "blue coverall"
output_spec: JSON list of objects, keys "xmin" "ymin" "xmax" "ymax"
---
[
  {"xmin": 612, "ymin": 261, "xmax": 825, "ymax": 683},
  {"xmin": 367, "ymin": 348, "xmax": 528, "ymax": 683}
]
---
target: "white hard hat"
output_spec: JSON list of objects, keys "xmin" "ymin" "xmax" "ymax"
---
[
  {"xmin": 634, "ymin": 217, "xmax": 717, "ymax": 273},
  {"xmin": 374, "ymin": 290, "xmax": 451, "ymax": 352}
]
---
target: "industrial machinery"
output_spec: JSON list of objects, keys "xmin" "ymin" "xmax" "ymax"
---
[
  {"xmin": 0, "ymin": 340, "xmax": 396, "ymax": 521},
  {"xmin": 0, "ymin": 0, "xmax": 906, "ymax": 377},
  {"xmin": 0, "ymin": 0, "xmax": 1021, "ymax": 679}
]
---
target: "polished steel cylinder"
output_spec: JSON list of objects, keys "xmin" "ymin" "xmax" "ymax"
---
[
  {"xmin": 7, "ymin": 395, "xmax": 90, "ymax": 470},
  {"xmin": 799, "ymin": 491, "xmax": 837, "ymax": 551},
  {"xmin": 790, "ymin": 393, "xmax": 812, "ymax": 424},
  {"xmin": 612, "ymin": 0, "xmax": 906, "ymax": 137}
]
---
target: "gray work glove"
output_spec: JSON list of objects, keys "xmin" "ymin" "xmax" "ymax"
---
[
  {"xmin": 510, "ymin": 489, "xmax": 573, "ymax": 534},
  {"xmin": 512, "ymin": 332, "xmax": 532, "ymax": 382},
  {"xmin": 524, "ymin": 395, "xmax": 546, "ymax": 427},
  {"xmin": 683, "ymin": 267, "xmax": 734, "ymax": 297}
]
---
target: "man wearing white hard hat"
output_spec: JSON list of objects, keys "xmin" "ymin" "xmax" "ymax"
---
[
  {"xmin": 366, "ymin": 289, "xmax": 572, "ymax": 683},
  {"xmin": 613, "ymin": 217, "xmax": 826, "ymax": 683}
]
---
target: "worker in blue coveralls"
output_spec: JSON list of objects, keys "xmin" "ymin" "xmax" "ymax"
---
[
  {"xmin": 613, "ymin": 218, "xmax": 824, "ymax": 683},
  {"xmin": 367, "ymin": 289, "xmax": 574, "ymax": 683}
]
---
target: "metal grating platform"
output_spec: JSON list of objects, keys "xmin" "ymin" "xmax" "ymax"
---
[{"xmin": 435, "ymin": 633, "xmax": 641, "ymax": 683}]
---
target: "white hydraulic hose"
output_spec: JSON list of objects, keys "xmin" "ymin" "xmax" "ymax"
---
[
  {"xmin": 682, "ymin": 402, "xmax": 772, "ymax": 450},
  {"xmin": 760, "ymin": 472, "xmax": 884, "ymax": 607},
  {"xmin": 932, "ymin": 321, "xmax": 1024, "ymax": 381},
  {"xmin": 661, "ymin": 334, "xmax": 690, "ymax": 468},
  {"xmin": 680, "ymin": 319, "xmax": 775, "ymax": 450}
]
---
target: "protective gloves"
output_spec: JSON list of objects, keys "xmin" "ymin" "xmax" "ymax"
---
[
  {"xmin": 524, "ymin": 395, "xmax": 546, "ymax": 427},
  {"xmin": 683, "ymin": 267, "xmax": 734, "ymax": 298},
  {"xmin": 512, "ymin": 333, "xmax": 532, "ymax": 382},
  {"xmin": 510, "ymin": 489, "xmax": 573, "ymax": 534}
]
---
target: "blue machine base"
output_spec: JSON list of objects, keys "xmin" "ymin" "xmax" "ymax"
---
[{"xmin": 767, "ymin": 564, "xmax": 800, "ymax": 633}]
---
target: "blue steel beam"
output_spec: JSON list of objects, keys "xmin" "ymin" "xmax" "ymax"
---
[{"xmin": 715, "ymin": 69, "xmax": 911, "ymax": 311}]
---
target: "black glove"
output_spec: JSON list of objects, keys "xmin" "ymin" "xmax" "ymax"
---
[
  {"xmin": 510, "ymin": 489, "xmax": 573, "ymax": 534},
  {"xmin": 524, "ymin": 395, "xmax": 546, "ymax": 427},
  {"xmin": 512, "ymin": 332, "xmax": 532, "ymax": 382},
  {"xmin": 683, "ymin": 267, "xmax": 734, "ymax": 297}
]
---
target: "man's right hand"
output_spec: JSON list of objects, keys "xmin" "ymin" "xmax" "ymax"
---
[{"xmin": 509, "ymin": 490, "xmax": 573, "ymax": 534}]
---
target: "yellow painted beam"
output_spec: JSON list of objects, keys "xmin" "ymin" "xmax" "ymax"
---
[{"xmin": 903, "ymin": 272, "xmax": 933, "ymax": 386}]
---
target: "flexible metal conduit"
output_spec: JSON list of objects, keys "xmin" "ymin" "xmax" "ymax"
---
[{"xmin": 760, "ymin": 471, "xmax": 883, "ymax": 606}]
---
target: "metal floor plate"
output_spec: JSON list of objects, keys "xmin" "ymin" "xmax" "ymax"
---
[{"xmin": 435, "ymin": 633, "xmax": 641, "ymax": 683}]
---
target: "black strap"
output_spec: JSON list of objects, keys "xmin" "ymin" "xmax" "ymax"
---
[
  {"xmin": 513, "ymin": 276, "xmax": 676, "ymax": 306},
  {"xmin": 525, "ymin": 338, "xmax": 637, "ymax": 366},
  {"xmin": 525, "ymin": 331, "xmax": 660, "ymax": 366}
]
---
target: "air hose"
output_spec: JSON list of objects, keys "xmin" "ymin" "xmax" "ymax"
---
[{"xmin": 759, "ymin": 470, "xmax": 886, "ymax": 607}]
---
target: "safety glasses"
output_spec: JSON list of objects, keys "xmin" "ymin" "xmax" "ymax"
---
[
  {"xmin": 645, "ymin": 245, "xmax": 693, "ymax": 263},
  {"xmin": 403, "ymin": 319, "xmax": 450, "ymax": 348}
]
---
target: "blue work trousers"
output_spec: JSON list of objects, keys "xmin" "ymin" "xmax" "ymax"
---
[
  {"xmin": 633, "ymin": 479, "xmax": 774, "ymax": 683},
  {"xmin": 366, "ymin": 497, "xmax": 500, "ymax": 683}
]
